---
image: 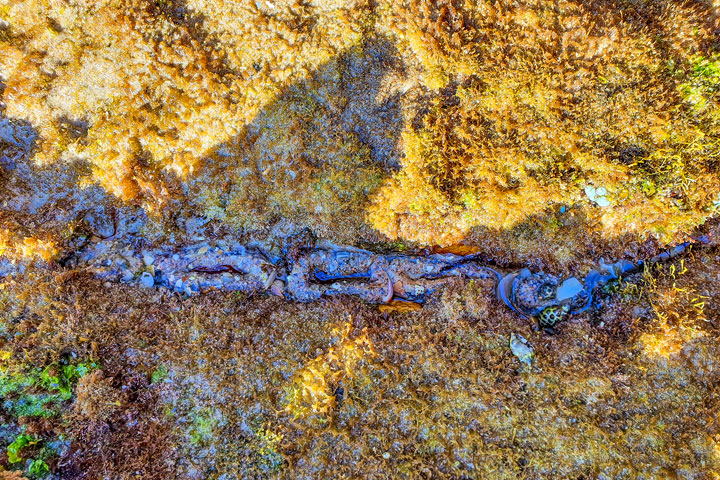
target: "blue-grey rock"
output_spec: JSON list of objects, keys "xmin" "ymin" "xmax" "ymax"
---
[
  {"xmin": 140, "ymin": 271, "xmax": 155, "ymax": 288},
  {"xmin": 510, "ymin": 333, "xmax": 534, "ymax": 365}
]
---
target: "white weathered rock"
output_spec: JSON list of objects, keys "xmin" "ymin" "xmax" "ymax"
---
[{"xmin": 510, "ymin": 333, "xmax": 534, "ymax": 366}]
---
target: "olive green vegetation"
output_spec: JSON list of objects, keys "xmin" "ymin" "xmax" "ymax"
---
[
  {"xmin": 678, "ymin": 53, "xmax": 720, "ymax": 113},
  {"xmin": 7, "ymin": 435, "xmax": 36, "ymax": 464},
  {"xmin": 1, "ymin": 363, "xmax": 96, "ymax": 418},
  {"xmin": 150, "ymin": 365, "xmax": 169, "ymax": 384},
  {"xmin": 0, "ymin": 352, "xmax": 94, "ymax": 479},
  {"xmin": 6, "ymin": 433, "xmax": 51, "ymax": 478},
  {"xmin": 0, "ymin": 246, "xmax": 718, "ymax": 478}
]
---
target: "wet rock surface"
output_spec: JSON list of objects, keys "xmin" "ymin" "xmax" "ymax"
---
[{"xmin": 0, "ymin": 116, "xmax": 35, "ymax": 171}]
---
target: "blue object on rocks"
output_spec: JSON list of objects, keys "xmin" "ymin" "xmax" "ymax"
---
[{"xmin": 556, "ymin": 277, "xmax": 584, "ymax": 302}]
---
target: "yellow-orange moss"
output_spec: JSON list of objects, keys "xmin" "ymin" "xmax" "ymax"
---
[
  {"xmin": 368, "ymin": 0, "xmax": 720, "ymax": 246},
  {"xmin": 0, "ymin": 228, "xmax": 57, "ymax": 263},
  {"xmin": 283, "ymin": 320, "xmax": 377, "ymax": 420},
  {"xmin": 5, "ymin": 0, "xmax": 718, "ymax": 250},
  {"xmin": 1, "ymin": 0, "xmax": 371, "ymax": 213}
]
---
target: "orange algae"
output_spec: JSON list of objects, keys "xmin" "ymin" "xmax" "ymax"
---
[
  {"xmin": 368, "ymin": 0, "xmax": 720, "ymax": 246},
  {"xmin": 0, "ymin": 0, "xmax": 376, "ymax": 219},
  {"xmin": 0, "ymin": 229, "xmax": 57, "ymax": 263},
  {"xmin": 283, "ymin": 320, "xmax": 378, "ymax": 420},
  {"xmin": 2, "ymin": 0, "xmax": 719, "ymax": 253}
]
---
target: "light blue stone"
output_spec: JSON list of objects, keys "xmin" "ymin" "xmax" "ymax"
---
[
  {"xmin": 585, "ymin": 185, "xmax": 610, "ymax": 207},
  {"xmin": 139, "ymin": 271, "xmax": 154, "ymax": 288},
  {"xmin": 510, "ymin": 333, "xmax": 534, "ymax": 365},
  {"xmin": 556, "ymin": 277, "xmax": 584, "ymax": 301},
  {"xmin": 595, "ymin": 197, "xmax": 611, "ymax": 207}
]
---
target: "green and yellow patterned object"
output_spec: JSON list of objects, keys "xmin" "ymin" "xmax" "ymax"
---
[{"xmin": 538, "ymin": 305, "xmax": 570, "ymax": 329}]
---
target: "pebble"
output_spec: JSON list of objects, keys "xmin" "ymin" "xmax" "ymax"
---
[
  {"xmin": 270, "ymin": 280, "xmax": 284, "ymax": 296},
  {"xmin": 140, "ymin": 272, "xmax": 155, "ymax": 288},
  {"xmin": 585, "ymin": 185, "xmax": 610, "ymax": 207},
  {"xmin": 121, "ymin": 269, "xmax": 134, "ymax": 282},
  {"xmin": 172, "ymin": 254, "xmax": 180, "ymax": 260},
  {"xmin": 175, "ymin": 279, "xmax": 183, "ymax": 289},
  {"xmin": 510, "ymin": 333, "xmax": 534, "ymax": 366},
  {"xmin": 127, "ymin": 256, "xmax": 142, "ymax": 271},
  {"xmin": 143, "ymin": 253, "xmax": 155, "ymax": 265}
]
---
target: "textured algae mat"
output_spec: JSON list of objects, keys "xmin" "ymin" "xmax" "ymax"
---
[{"xmin": 1, "ymin": 0, "xmax": 720, "ymax": 478}]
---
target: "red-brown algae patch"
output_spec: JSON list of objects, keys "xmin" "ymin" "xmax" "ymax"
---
[{"xmin": 1, "ymin": 256, "xmax": 718, "ymax": 478}]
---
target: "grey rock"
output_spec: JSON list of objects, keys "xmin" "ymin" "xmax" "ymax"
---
[
  {"xmin": 84, "ymin": 208, "xmax": 115, "ymax": 239},
  {"xmin": 140, "ymin": 272, "xmax": 155, "ymax": 288}
]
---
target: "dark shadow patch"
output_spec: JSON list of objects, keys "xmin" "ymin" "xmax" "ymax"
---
[
  {"xmin": 57, "ymin": 116, "xmax": 89, "ymax": 144},
  {"xmin": 180, "ymin": 34, "xmax": 405, "ymax": 242},
  {"xmin": 0, "ymin": 114, "xmax": 37, "ymax": 172},
  {"xmin": 338, "ymin": 37, "xmax": 405, "ymax": 169}
]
